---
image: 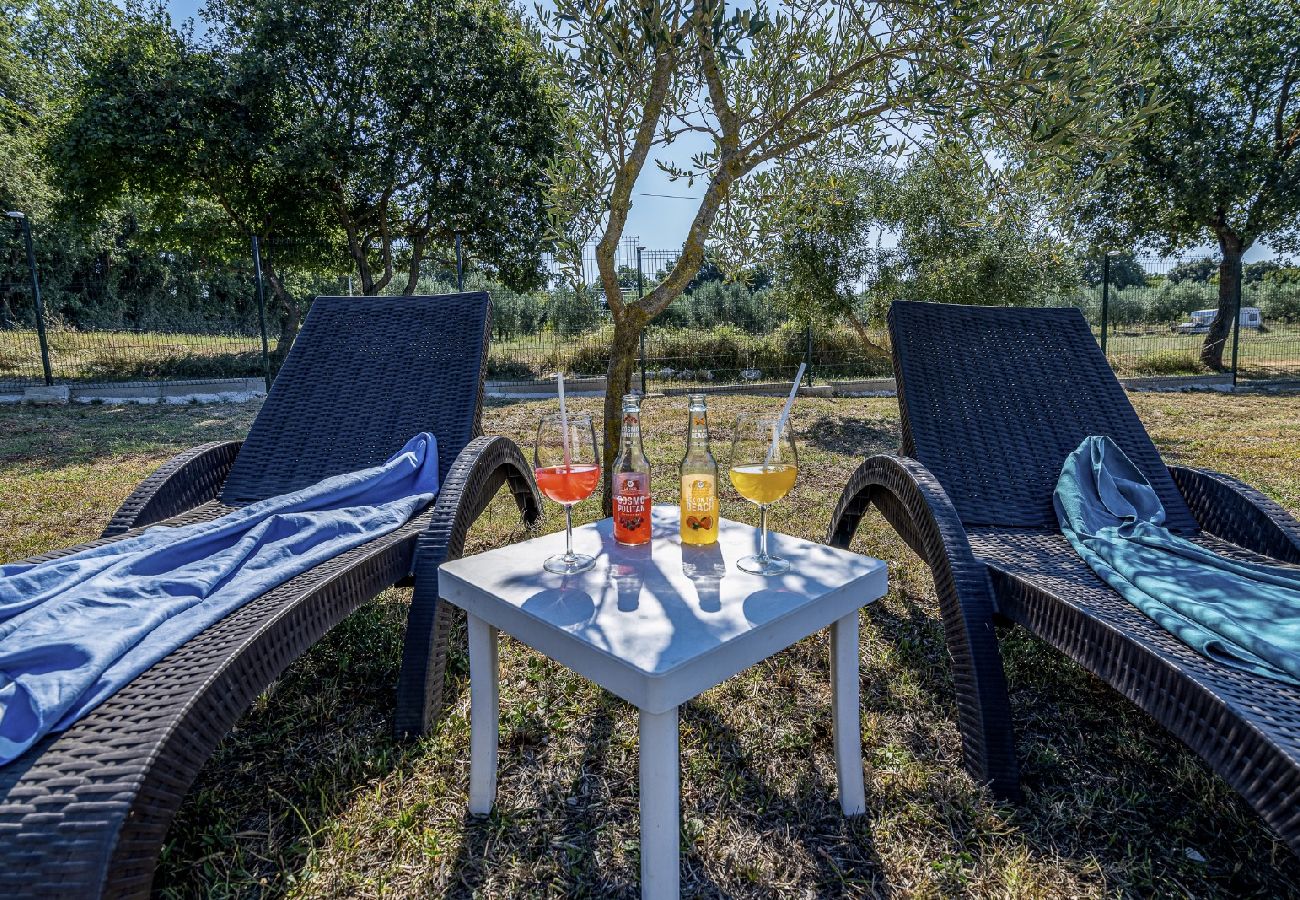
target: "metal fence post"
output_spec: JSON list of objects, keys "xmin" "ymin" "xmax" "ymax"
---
[
  {"xmin": 636, "ymin": 246, "xmax": 646, "ymax": 395},
  {"xmin": 1099, "ymin": 252, "xmax": 1111, "ymax": 356},
  {"xmin": 8, "ymin": 212, "xmax": 53, "ymax": 385},
  {"xmin": 251, "ymin": 235, "xmax": 273, "ymax": 391},
  {"xmin": 1230, "ymin": 262, "xmax": 1243, "ymax": 388},
  {"xmin": 804, "ymin": 324, "xmax": 813, "ymax": 386},
  {"xmin": 455, "ymin": 233, "xmax": 464, "ymax": 292}
]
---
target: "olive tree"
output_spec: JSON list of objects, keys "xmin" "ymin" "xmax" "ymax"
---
[
  {"xmin": 55, "ymin": 0, "xmax": 562, "ymax": 358},
  {"xmin": 539, "ymin": 0, "xmax": 1160, "ymax": 508},
  {"xmin": 1064, "ymin": 0, "xmax": 1300, "ymax": 369}
]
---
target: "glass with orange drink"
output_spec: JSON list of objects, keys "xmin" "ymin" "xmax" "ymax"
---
[{"xmin": 534, "ymin": 411, "xmax": 601, "ymax": 574}]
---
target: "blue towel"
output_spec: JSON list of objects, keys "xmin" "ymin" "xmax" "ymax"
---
[
  {"xmin": 0, "ymin": 433, "xmax": 439, "ymax": 764},
  {"xmin": 1055, "ymin": 435, "xmax": 1300, "ymax": 686}
]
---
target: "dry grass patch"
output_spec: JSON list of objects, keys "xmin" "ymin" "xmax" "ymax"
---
[{"xmin": 1, "ymin": 391, "xmax": 1298, "ymax": 897}]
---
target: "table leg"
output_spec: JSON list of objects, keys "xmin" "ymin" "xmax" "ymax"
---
[
  {"xmin": 467, "ymin": 613, "xmax": 499, "ymax": 816},
  {"xmin": 831, "ymin": 610, "xmax": 867, "ymax": 816},
  {"xmin": 639, "ymin": 706, "xmax": 680, "ymax": 900}
]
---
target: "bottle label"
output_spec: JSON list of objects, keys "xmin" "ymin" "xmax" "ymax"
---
[
  {"xmin": 689, "ymin": 413, "xmax": 708, "ymax": 446},
  {"xmin": 614, "ymin": 472, "xmax": 651, "ymax": 543},
  {"xmin": 680, "ymin": 473, "xmax": 718, "ymax": 543}
]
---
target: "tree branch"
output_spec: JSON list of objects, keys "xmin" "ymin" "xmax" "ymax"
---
[{"xmin": 595, "ymin": 26, "xmax": 680, "ymax": 319}]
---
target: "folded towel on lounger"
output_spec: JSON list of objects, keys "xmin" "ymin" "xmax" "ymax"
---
[
  {"xmin": 1055, "ymin": 435, "xmax": 1300, "ymax": 686},
  {"xmin": 0, "ymin": 433, "xmax": 438, "ymax": 764}
]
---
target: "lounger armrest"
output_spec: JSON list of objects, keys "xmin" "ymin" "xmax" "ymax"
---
[
  {"xmin": 828, "ymin": 454, "xmax": 981, "ymax": 572},
  {"xmin": 394, "ymin": 435, "xmax": 542, "ymax": 737},
  {"xmin": 1169, "ymin": 465, "xmax": 1300, "ymax": 564},
  {"xmin": 827, "ymin": 453, "xmax": 1020, "ymax": 799},
  {"xmin": 102, "ymin": 440, "xmax": 244, "ymax": 538}
]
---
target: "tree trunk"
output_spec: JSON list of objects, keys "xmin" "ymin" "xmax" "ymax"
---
[
  {"xmin": 841, "ymin": 308, "xmax": 888, "ymax": 356},
  {"xmin": 1201, "ymin": 231, "xmax": 1244, "ymax": 371},
  {"xmin": 600, "ymin": 311, "xmax": 645, "ymax": 515},
  {"xmin": 261, "ymin": 260, "xmax": 301, "ymax": 369},
  {"xmin": 271, "ymin": 300, "xmax": 302, "ymax": 369}
]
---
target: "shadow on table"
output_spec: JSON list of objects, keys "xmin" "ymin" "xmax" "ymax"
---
[{"xmin": 521, "ymin": 582, "xmax": 597, "ymax": 626}]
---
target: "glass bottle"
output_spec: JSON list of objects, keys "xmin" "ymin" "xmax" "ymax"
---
[
  {"xmin": 612, "ymin": 393, "xmax": 652, "ymax": 544},
  {"xmin": 679, "ymin": 393, "xmax": 719, "ymax": 545}
]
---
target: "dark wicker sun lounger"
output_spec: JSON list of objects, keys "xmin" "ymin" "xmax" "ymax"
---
[
  {"xmin": 0, "ymin": 292, "xmax": 541, "ymax": 897},
  {"xmin": 828, "ymin": 300, "xmax": 1300, "ymax": 853}
]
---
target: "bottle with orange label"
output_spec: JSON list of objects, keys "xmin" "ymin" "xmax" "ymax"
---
[
  {"xmin": 679, "ymin": 393, "xmax": 719, "ymax": 544},
  {"xmin": 612, "ymin": 393, "xmax": 652, "ymax": 544}
]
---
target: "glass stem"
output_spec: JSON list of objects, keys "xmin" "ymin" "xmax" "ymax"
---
[
  {"xmin": 564, "ymin": 505, "xmax": 575, "ymax": 559},
  {"xmin": 758, "ymin": 504, "xmax": 769, "ymax": 560}
]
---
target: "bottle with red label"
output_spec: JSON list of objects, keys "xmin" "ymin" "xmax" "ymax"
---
[{"xmin": 612, "ymin": 393, "xmax": 652, "ymax": 544}]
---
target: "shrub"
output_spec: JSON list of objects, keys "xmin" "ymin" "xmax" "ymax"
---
[
  {"xmin": 678, "ymin": 281, "xmax": 781, "ymax": 334},
  {"xmin": 78, "ymin": 348, "xmax": 267, "ymax": 381},
  {"xmin": 485, "ymin": 355, "xmax": 536, "ymax": 379},
  {"xmin": 545, "ymin": 287, "xmax": 604, "ymax": 336},
  {"xmin": 1122, "ymin": 349, "xmax": 1205, "ymax": 377},
  {"xmin": 1261, "ymin": 286, "xmax": 1300, "ymax": 323},
  {"xmin": 1144, "ymin": 281, "xmax": 1215, "ymax": 324},
  {"xmin": 535, "ymin": 321, "xmax": 892, "ymax": 383},
  {"xmin": 1104, "ymin": 289, "xmax": 1147, "ymax": 326}
]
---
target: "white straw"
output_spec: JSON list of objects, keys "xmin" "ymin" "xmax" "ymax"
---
[
  {"xmin": 557, "ymin": 370, "xmax": 572, "ymax": 469},
  {"xmin": 765, "ymin": 362, "xmax": 806, "ymax": 466}
]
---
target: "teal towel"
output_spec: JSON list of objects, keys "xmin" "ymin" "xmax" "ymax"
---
[{"xmin": 1054, "ymin": 436, "xmax": 1300, "ymax": 685}]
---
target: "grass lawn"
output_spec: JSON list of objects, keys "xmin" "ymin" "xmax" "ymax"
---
[
  {"xmin": 1099, "ymin": 325, "xmax": 1300, "ymax": 379},
  {"xmin": 9, "ymin": 322, "xmax": 1297, "ymax": 385},
  {"xmin": 2, "ymin": 392, "xmax": 1299, "ymax": 897},
  {"xmin": 0, "ymin": 328, "xmax": 271, "ymax": 383}
]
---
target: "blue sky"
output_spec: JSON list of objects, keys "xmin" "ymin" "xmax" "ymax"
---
[{"xmin": 158, "ymin": 0, "xmax": 1267, "ymax": 263}]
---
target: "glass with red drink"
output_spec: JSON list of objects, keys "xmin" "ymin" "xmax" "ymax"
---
[{"xmin": 534, "ymin": 411, "xmax": 601, "ymax": 574}]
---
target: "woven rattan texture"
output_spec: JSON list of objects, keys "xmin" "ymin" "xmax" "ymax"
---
[
  {"xmin": 826, "ymin": 300, "xmax": 1300, "ymax": 855},
  {"xmin": 0, "ymin": 504, "xmax": 431, "ymax": 897},
  {"xmin": 971, "ymin": 527, "xmax": 1300, "ymax": 853},
  {"xmin": 395, "ymin": 435, "xmax": 542, "ymax": 737},
  {"xmin": 222, "ymin": 293, "xmax": 490, "ymax": 502},
  {"xmin": 827, "ymin": 454, "xmax": 1021, "ymax": 799},
  {"xmin": 103, "ymin": 441, "xmax": 243, "ymax": 537},
  {"xmin": 887, "ymin": 301, "xmax": 1198, "ymax": 531},
  {"xmin": 1171, "ymin": 466, "xmax": 1300, "ymax": 565},
  {"xmin": 0, "ymin": 292, "xmax": 547, "ymax": 896}
]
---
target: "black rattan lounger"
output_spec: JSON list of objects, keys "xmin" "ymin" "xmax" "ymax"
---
[
  {"xmin": 0, "ymin": 292, "xmax": 541, "ymax": 897},
  {"xmin": 828, "ymin": 300, "xmax": 1300, "ymax": 854}
]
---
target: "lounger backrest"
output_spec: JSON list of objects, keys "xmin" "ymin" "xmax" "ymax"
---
[
  {"xmin": 887, "ymin": 301, "xmax": 1198, "ymax": 532},
  {"xmin": 221, "ymin": 292, "xmax": 489, "ymax": 502}
]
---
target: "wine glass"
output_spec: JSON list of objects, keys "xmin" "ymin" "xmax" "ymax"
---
[
  {"xmin": 728, "ymin": 413, "xmax": 798, "ymax": 575},
  {"xmin": 534, "ymin": 412, "xmax": 601, "ymax": 575}
]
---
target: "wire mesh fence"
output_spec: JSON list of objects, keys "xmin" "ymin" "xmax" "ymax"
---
[
  {"xmin": 3, "ymin": 218, "xmax": 1299, "ymax": 392},
  {"xmin": 1, "ymin": 220, "xmax": 271, "ymax": 387},
  {"xmin": 1078, "ymin": 256, "xmax": 1300, "ymax": 382}
]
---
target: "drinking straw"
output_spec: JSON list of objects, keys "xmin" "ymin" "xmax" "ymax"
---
[
  {"xmin": 765, "ymin": 362, "xmax": 806, "ymax": 466},
  {"xmin": 558, "ymin": 370, "xmax": 572, "ymax": 469}
]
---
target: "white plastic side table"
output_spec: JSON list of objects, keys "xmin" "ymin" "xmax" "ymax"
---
[{"xmin": 438, "ymin": 507, "xmax": 887, "ymax": 900}]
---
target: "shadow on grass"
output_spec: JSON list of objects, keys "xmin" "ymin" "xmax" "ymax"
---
[
  {"xmin": 153, "ymin": 593, "xmax": 424, "ymax": 898},
  {"xmin": 153, "ymin": 573, "xmax": 1300, "ymax": 897},
  {"xmin": 802, "ymin": 414, "xmax": 898, "ymax": 457},
  {"xmin": 859, "ymin": 570, "xmax": 1300, "ymax": 896},
  {"xmin": 448, "ymin": 694, "xmax": 886, "ymax": 899}
]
